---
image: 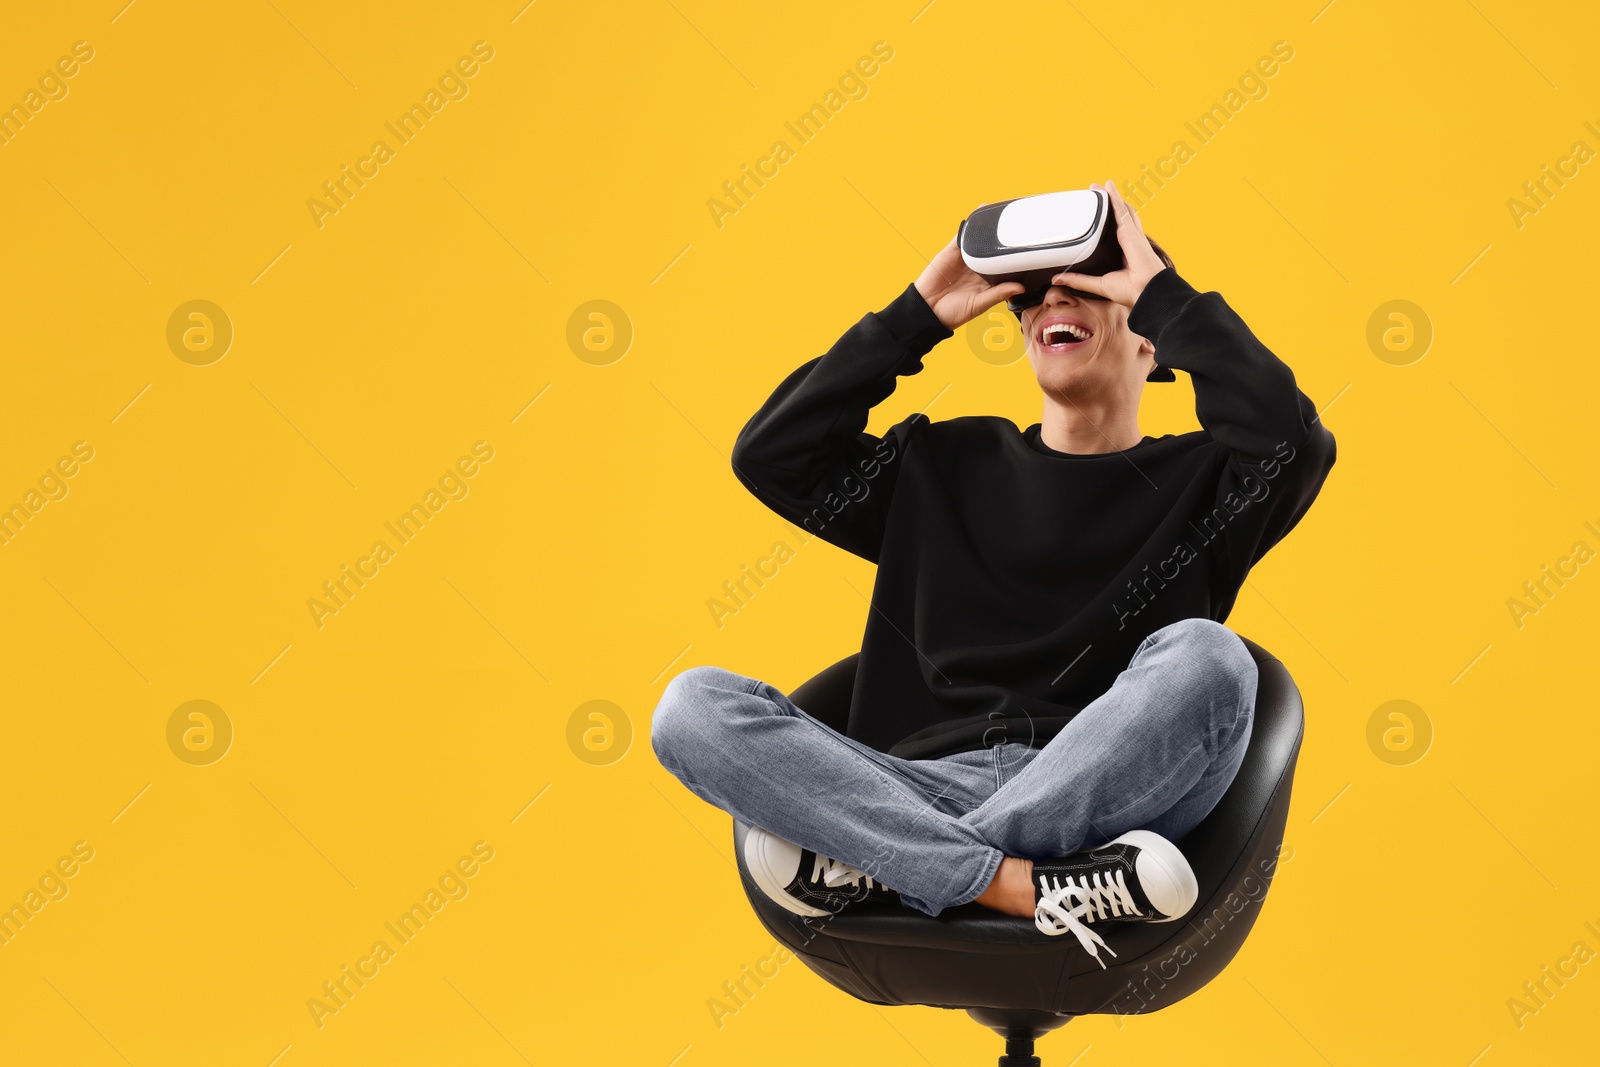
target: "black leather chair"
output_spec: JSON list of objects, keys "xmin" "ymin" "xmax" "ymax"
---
[{"xmin": 731, "ymin": 638, "xmax": 1304, "ymax": 1066}]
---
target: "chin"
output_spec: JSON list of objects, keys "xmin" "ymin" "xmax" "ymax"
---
[{"xmin": 1027, "ymin": 348, "xmax": 1096, "ymax": 388}]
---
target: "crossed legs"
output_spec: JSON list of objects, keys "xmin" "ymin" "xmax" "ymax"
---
[{"xmin": 650, "ymin": 618, "xmax": 1257, "ymax": 917}]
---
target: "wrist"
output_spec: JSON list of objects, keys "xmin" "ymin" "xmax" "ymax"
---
[
  {"xmin": 911, "ymin": 284, "xmax": 961, "ymax": 331},
  {"xmin": 880, "ymin": 283, "xmax": 954, "ymax": 354},
  {"xmin": 1126, "ymin": 267, "xmax": 1199, "ymax": 345},
  {"xmin": 1125, "ymin": 266, "xmax": 1166, "ymax": 306}
]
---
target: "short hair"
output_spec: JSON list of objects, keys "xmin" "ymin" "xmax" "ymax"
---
[{"xmin": 1146, "ymin": 235, "xmax": 1176, "ymax": 273}]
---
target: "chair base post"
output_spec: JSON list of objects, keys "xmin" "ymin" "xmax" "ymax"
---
[
  {"xmin": 966, "ymin": 1008, "xmax": 1073, "ymax": 1065},
  {"xmin": 998, "ymin": 1034, "xmax": 1041, "ymax": 1066}
]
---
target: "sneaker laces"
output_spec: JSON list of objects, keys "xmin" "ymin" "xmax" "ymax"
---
[
  {"xmin": 1034, "ymin": 867, "xmax": 1142, "ymax": 968},
  {"xmin": 811, "ymin": 854, "xmax": 882, "ymax": 892}
]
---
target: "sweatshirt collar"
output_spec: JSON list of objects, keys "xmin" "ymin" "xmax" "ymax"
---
[{"xmin": 1023, "ymin": 423, "xmax": 1165, "ymax": 459}]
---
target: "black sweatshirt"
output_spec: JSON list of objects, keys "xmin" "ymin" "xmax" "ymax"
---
[{"xmin": 730, "ymin": 269, "xmax": 1336, "ymax": 760}]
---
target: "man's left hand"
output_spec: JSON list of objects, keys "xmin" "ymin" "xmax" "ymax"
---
[{"xmin": 1051, "ymin": 180, "xmax": 1167, "ymax": 309}]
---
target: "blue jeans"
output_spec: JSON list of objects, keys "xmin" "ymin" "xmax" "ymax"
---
[{"xmin": 651, "ymin": 618, "xmax": 1257, "ymax": 917}]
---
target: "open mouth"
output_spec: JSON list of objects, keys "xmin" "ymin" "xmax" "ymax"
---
[{"xmin": 1036, "ymin": 317, "xmax": 1094, "ymax": 352}]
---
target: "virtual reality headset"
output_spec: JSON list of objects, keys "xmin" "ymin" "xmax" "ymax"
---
[{"xmin": 957, "ymin": 188, "xmax": 1176, "ymax": 382}]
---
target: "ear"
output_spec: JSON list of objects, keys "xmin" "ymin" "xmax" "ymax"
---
[
  {"xmin": 1133, "ymin": 333, "xmax": 1156, "ymax": 374},
  {"xmin": 1136, "ymin": 335, "xmax": 1176, "ymax": 383}
]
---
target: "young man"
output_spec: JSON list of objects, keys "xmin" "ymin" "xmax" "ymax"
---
[{"xmin": 652, "ymin": 181, "xmax": 1335, "ymax": 966}]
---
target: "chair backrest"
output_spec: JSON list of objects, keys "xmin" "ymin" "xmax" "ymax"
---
[
  {"xmin": 1066, "ymin": 636, "xmax": 1304, "ymax": 1015},
  {"xmin": 1174, "ymin": 637, "xmax": 1303, "ymax": 920},
  {"xmin": 788, "ymin": 653, "xmax": 858, "ymax": 733}
]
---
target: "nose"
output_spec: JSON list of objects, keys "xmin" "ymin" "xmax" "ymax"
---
[{"xmin": 1040, "ymin": 286, "xmax": 1082, "ymax": 309}]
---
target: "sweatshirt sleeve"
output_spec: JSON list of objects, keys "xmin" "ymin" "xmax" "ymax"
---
[
  {"xmin": 730, "ymin": 284, "xmax": 951, "ymax": 563},
  {"xmin": 1127, "ymin": 269, "xmax": 1337, "ymax": 569}
]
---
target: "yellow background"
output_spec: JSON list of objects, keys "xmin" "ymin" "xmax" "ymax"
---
[{"xmin": 2, "ymin": 0, "xmax": 1597, "ymax": 1063}]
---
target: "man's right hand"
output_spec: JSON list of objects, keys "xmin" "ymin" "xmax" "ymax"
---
[{"xmin": 914, "ymin": 235, "xmax": 1025, "ymax": 331}]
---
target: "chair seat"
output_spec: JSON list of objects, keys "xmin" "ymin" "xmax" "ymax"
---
[
  {"xmin": 731, "ymin": 637, "xmax": 1305, "ymax": 1019},
  {"xmin": 811, "ymin": 904, "xmax": 1058, "ymax": 949}
]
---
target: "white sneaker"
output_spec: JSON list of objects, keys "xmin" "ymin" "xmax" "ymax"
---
[{"xmin": 743, "ymin": 826, "xmax": 899, "ymax": 918}]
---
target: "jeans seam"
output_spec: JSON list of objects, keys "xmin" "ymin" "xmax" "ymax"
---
[
  {"xmin": 802, "ymin": 706, "xmax": 952, "ymax": 815},
  {"xmin": 1205, "ymin": 670, "xmax": 1254, "ymax": 756},
  {"xmin": 1097, "ymin": 742, "xmax": 1208, "ymax": 828},
  {"xmin": 750, "ymin": 678, "xmax": 930, "ymax": 806}
]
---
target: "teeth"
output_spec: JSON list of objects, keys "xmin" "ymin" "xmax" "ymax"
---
[{"xmin": 1042, "ymin": 322, "xmax": 1091, "ymax": 345}]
